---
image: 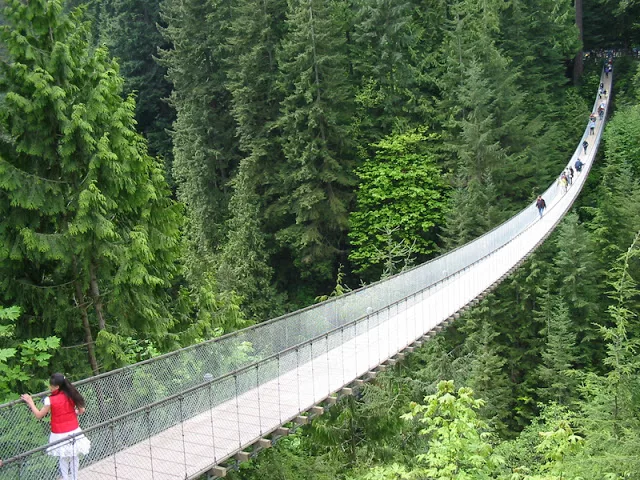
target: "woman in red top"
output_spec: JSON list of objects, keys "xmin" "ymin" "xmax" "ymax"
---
[{"xmin": 22, "ymin": 373, "xmax": 91, "ymax": 480}]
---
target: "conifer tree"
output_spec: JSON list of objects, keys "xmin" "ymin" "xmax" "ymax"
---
[
  {"xmin": 552, "ymin": 213, "xmax": 601, "ymax": 366},
  {"xmin": 219, "ymin": 0, "xmax": 287, "ymax": 318},
  {"xmin": 349, "ymin": 0, "xmax": 420, "ymax": 145},
  {"xmin": 568, "ymin": 233, "xmax": 640, "ymax": 478},
  {"xmin": 274, "ymin": 0, "xmax": 355, "ymax": 280},
  {"xmin": 466, "ymin": 320, "xmax": 512, "ymax": 435},
  {"xmin": 535, "ymin": 289, "xmax": 578, "ymax": 405},
  {"xmin": 437, "ymin": 0, "xmax": 533, "ymax": 246},
  {"xmin": 100, "ymin": 0, "xmax": 174, "ymax": 161},
  {"xmin": 0, "ymin": 0, "xmax": 184, "ymax": 372},
  {"xmin": 159, "ymin": 0, "xmax": 239, "ymax": 265},
  {"xmin": 218, "ymin": 159, "xmax": 284, "ymax": 322},
  {"xmin": 499, "ymin": 0, "xmax": 583, "ymax": 188}
]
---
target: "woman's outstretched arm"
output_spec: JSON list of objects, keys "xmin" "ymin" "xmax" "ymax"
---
[{"xmin": 21, "ymin": 394, "xmax": 50, "ymax": 420}]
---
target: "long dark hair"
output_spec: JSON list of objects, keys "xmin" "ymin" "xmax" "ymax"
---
[{"xmin": 50, "ymin": 373, "xmax": 85, "ymax": 409}]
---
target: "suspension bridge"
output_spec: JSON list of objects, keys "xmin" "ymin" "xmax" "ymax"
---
[{"xmin": 0, "ymin": 70, "xmax": 613, "ymax": 480}]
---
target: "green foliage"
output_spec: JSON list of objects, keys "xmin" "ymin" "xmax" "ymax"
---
[
  {"xmin": 465, "ymin": 320, "xmax": 512, "ymax": 436},
  {"xmin": 0, "ymin": 0, "xmax": 240, "ymax": 375},
  {"xmin": 349, "ymin": 0, "xmax": 423, "ymax": 148},
  {"xmin": 100, "ymin": 0, "xmax": 174, "ymax": 162},
  {"xmin": 534, "ymin": 289, "xmax": 578, "ymax": 405},
  {"xmin": 551, "ymin": 213, "xmax": 601, "ymax": 367},
  {"xmin": 272, "ymin": 0, "xmax": 355, "ymax": 280},
  {"xmin": 227, "ymin": 433, "xmax": 341, "ymax": 480},
  {"xmin": 218, "ymin": 158, "xmax": 285, "ymax": 322},
  {"xmin": 349, "ymin": 130, "xmax": 447, "ymax": 279},
  {"xmin": 159, "ymin": 0, "xmax": 239, "ymax": 267},
  {"xmin": 315, "ymin": 264, "xmax": 351, "ymax": 303},
  {"xmin": 403, "ymin": 380, "xmax": 503, "ymax": 480},
  {"xmin": 601, "ymin": 103, "xmax": 640, "ymax": 179},
  {"xmin": 219, "ymin": 0, "xmax": 287, "ymax": 319},
  {"xmin": 0, "ymin": 305, "xmax": 59, "ymax": 401}
]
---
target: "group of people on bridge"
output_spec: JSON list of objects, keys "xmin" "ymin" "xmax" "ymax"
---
[{"xmin": 536, "ymin": 77, "xmax": 607, "ymax": 219}]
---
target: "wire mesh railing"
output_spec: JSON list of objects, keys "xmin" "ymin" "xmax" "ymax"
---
[{"xmin": 0, "ymin": 68, "xmax": 612, "ymax": 479}]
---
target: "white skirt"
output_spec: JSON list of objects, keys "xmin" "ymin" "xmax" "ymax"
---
[{"xmin": 47, "ymin": 428, "xmax": 91, "ymax": 458}]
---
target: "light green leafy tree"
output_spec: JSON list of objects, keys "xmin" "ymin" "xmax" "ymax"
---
[
  {"xmin": 0, "ymin": 305, "xmax": 59, "ymax": 401},
  {"xmin": 349, "ymin": 130, "xmax": 447, "ymax": 280},
  {"xmin": 402, "ymin": 380, "xmax": 503, "ymax": 480}
]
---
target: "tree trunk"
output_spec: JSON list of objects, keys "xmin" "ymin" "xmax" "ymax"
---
[
  {"xmin": 73, "ymin": 258, "xmax": 99, "ymax": 375},
  {"xmin": 89, "ymin": 262, "xmax": 106, "ymax": 330},
  {"xmin": 573, "ymin": 0, "xmax": 584, "ymax": 84},
  {"xmin": 74, "ymin": 280, "xmax": 100, "ymax": 375}
]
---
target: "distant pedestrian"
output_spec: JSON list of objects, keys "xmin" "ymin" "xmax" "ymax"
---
[
  {"xmin": 536, "ymin": 195, "xmax": 547, "ymax": 218},
  {"xmin": 582, "ymin": 140, "xmax": 589, "ymax": 154},
  {"xmin": 589, "ymin": 120, "xmax": 596, "ymax": 135},
  {"xmin": 559, "ymin": 173, "xmax": 568, "ymax": 193},
  {"xmin": 568, "ymin": 166, "xmax": 574, "ymax": 184},
  {"xmin": 575, "ymin": 158, "xmax": 584, "ymax": 173}
]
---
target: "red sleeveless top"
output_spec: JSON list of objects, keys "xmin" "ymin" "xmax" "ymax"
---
[{"xmin": 49, "ymin": 390, "xmax": 79, "ymax": 434}]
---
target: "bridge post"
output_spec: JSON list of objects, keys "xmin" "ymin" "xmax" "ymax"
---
[{"xmin": 255, "ymin": 364, "xmax": 262, "ymax": 436}]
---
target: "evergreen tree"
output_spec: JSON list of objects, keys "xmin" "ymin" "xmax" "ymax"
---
[
  {"xmin": 349, "ymin": 0, "xmax": 420, "ymax": 146},
  {"xmin": 601, "ymin": 104, "xmax": 640, "ymax": 179},
  {"xmin": 0, "ymin": 0, "xmax": 214, "ymax": 373},
  {"xmin": 585, "ymin": 154, "xmax": 640, "ymax": 285},
  {"xmin": 567, "ymin": 233, "xmax": 640, "ymax": 479},
  {"xmin": 274, "ymin": 0, "xmax": 355, "ymax": 280},
  {"xmin": 159, "ymin": 0, "xmax": 239, "ymax": 266},
  {"xmin": 437, "ymin": 0, "xmax": 534, "ymax": 245},
  {"xmin": 100, "ymin": 0, "xmax": 174, "ymax": 162},
  {"xmin": 219, "ymin": 0, "xmax": 287, "ymax": 318},
  {"xmin": 218, "ymin": 159, "xmax": 284, "ymax": 322},
  {"xmin": 466, "ymin": 319, "xmax": 512, "ymax": 436},
  {"xmin": 583, "ymin": 0, "xmax": 640, "ymax": 50},
  {"xmin": 535, "ymin": 288, "xmax": 578, "ymax": 405},
  {"xmin": 552, "ymin": 213, "xmax": 601, "ymax": 367},
  {"xmin": 485, "ymin": 245, "xmax": 557, "ymax": 429}
]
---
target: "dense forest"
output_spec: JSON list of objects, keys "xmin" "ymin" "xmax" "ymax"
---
[{"xmin": 1, "ymin": 0, "xmax": 640, "ymax": 478}]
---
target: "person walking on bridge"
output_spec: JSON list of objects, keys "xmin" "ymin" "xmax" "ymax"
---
[
  {"xmin": 536, "ymin": 195, "xmax": 547, "ymax": 218},
  {"xmin": 582, "ymin": 140, "xmax": 589, "ymax": 154},
  {"xmin": 21, "ymin": 373, "xmax": 91, "ymax": 480},
  {"xmin": 559, "ymin": 173, "xmax": 568, "ymax": 193}
]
